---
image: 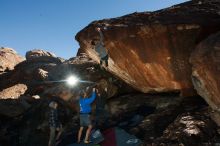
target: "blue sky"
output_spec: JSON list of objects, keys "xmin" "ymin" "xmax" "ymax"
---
[{"xmin": 0, "ymin": 0, "xmax": 188, "ymax": 59}]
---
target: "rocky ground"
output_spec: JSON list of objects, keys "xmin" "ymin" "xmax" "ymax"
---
[{"xmin": 1, "ymin": 0, "xmax": 220, "ymax": 146}]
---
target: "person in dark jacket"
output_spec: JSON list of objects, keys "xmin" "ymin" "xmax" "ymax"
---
[
  {"xmin": 48, "ymin": 101, "xmax": 62, "ymax": 146},
  {"xmin": 95, "ymin": 87, "xmax": 108, "ymax": 127},
  {"xmin": 77, "ymin": 88, "xmax": 96, "ymax": 144},
  {"xmin": 92, "ymin": 27, "xmax": 109, "ymax": 68}
]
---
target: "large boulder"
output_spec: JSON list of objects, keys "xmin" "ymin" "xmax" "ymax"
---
[
  {"xmin": 152, "ymin": 108, "xmax": 218, "ymax": 146},
  {"xmin": 76, "ymin": 0, "xmax": 220, "ymax": 96},
  {"xmin": 190, "ymin": 32, "xmax": 220, "ymax": 119},
  {"xmin": 0, "ymin": 47, "xmax": 25, "ymax": 72}
]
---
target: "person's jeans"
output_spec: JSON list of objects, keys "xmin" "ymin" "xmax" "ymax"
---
[{"xmin": 49, "ymin": 127, "xmax": 56, "ymax": 146}]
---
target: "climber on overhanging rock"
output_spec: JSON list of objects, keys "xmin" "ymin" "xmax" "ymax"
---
[
  {"xmin": 77, "ymin": 87, "xmax": 97, "ymax": 144},
  {"xmin": 91, "ymin": 27, "xmax": 109, "ymax": 68}
]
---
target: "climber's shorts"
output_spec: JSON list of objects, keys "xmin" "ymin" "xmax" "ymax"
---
[
  {"xmin": 100, "ymin": 55, "xmax": 109, "ymax": 66},
  {"xmin": 80, "ymin": 113, "xmax": 91, "ymax": 127},
  {"xmin": 101, "ymin": 54, "xmax": 108, "ymax": 61}
]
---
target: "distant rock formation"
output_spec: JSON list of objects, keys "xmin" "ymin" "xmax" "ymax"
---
[
  {"xmin": 26, "ymin": 49, "xmax": 64, "ymax": 63},
  {"xmin": 0, "ymin": 47, "xmax": 24, "ymax": 73},
  {"xmin": 76, "ymin": 0, "xmax": 220, "ymax": 96}
]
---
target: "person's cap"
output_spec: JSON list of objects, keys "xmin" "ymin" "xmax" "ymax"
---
[{"xmin": 49, "ymin": 101, "xmax": 57, "ymax": 108}]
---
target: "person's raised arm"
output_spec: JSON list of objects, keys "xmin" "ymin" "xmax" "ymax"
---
[
  {"xmin": 96, "ymin": 27, "xmax": 104, "ymax": 43},
  {"xmin": 84, "ymin": 88, "xmax": 96, "ymax": 104}
]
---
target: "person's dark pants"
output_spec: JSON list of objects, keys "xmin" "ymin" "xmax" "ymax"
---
[
  {"xmin": 96, "ymin": 108, "xmax": 108, "ymax": 127},
  {"xmin": 100, "ymin": 55, "xmax": 109, "ymax": 67}
]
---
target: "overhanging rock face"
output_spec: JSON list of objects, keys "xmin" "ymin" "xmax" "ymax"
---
[{"xmin": 76, "ymin": 0, "xmax": 220, "ymax": 95}]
